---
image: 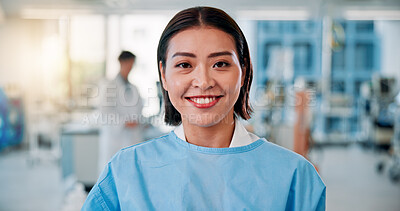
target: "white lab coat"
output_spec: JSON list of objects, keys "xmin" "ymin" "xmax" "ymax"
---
[{"xmin": 98, "ymin": 74, "xmax": 143, "ymax": 173}]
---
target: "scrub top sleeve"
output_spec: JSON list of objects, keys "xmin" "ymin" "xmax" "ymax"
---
[
  {"xmin": 315, "ymin": 186, "xmax": 326, "ymax": 211},
  {"xmin": 285, "ymin": 160, "xmax": 326, "ymax": 211},
  {"xmin": 81, "ymin": 163, "xmax": 120, "ymax": 211}
]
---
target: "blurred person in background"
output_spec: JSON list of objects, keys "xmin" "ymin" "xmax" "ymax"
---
[{"xmin": 98, "ymin": 51, "xmax": 143, "ymax": 174}]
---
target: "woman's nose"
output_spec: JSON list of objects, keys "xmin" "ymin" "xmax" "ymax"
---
[{"xmin": 192, "ymin": 65, "xmax": 215, "ymax": 90}]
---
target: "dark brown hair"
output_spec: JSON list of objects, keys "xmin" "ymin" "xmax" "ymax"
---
[
  {"xmin": 157, "ymin": 6, "xmax": 253, "ymax": 126},
  {"xmin": 118, "ymin": 51, "xmax": 136, "ymax": 61}
]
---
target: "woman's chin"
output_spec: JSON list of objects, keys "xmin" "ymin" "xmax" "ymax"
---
[{"xmin": 192, "ymin": 121, "xmax": 218, "ymax": 128}]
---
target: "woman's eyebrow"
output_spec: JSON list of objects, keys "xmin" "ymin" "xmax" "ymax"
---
[
  {"xmin": 172, "ymin": 52, "xmax": 196, "ymax": 58},
  {"xmin": 208, "ymin": 51, "xmax": 232, "ymax": 58},
  {"xmin": 171, "ymin": 51, "xmax": 233, "ymax": 58}
]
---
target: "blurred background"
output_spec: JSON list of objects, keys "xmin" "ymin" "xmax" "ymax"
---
[{"xmin": 0, "ymin": 0, "xmax": 399, "ymax": 210}]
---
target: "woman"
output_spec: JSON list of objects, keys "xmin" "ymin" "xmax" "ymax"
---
[{"xmin": 82, "ymin": 6, "xmax": 325, "ymax": 210}]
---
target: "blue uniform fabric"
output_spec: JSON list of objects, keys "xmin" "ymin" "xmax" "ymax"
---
[{"xmin": 82, "ymin": 132, "xmax": 326, "ymax": 211}]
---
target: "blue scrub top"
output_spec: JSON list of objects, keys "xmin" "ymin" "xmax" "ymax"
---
[{"xmin": 82, "ymin": 132, "xmax": 326, "ymax": 211}]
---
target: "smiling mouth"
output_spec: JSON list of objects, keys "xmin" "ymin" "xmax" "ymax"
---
[{"xmin": 185, "ymin": 95, "xmax": 223, "ymax": 108}]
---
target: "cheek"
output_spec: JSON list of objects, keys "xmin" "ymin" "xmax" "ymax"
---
[
  {"xmin": 224, "ymin": 71, "xmax": 242, "ymax": 93},
  {"xmin": 165, "ymin": 75, "xmax": 188, "ymax": 99},
  {"xmin": 217, "ymin": 72, "xmax": 242, "ymax": 105}
]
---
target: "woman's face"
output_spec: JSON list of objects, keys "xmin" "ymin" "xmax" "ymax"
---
[{"xmin": 160, "ymin": 27, "xmax": 245, "ymax": 127}]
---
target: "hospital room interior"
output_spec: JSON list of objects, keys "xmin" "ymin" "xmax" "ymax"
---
[{"xmin": 0, "ymin": 0, "xmax": 400, "ymax": 210}]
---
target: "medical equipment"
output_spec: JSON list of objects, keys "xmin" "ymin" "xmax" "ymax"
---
[
  {"xmin": 388, "ymin": 94, "xmax": 400, "ymax": 182},
  {"xmin": 7, "ymin": 98, "xmax": 24, "ymax": 146},
  {"xmin": 0, "ymin": 87, "xmax": 24, "ymax": 151},
  {"xmin": 372, "ymin": 76, "xmax": 400, "ymax": 182},
  {"xmin": 371, "ymin": 76, "xmax": 396, "ymax": 147},
  {"xmin": 0, "ymin": 88, "xmax": 9, "ymax": 151}
]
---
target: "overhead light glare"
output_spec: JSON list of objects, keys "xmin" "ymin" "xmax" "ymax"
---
[
  {"xmin": 344, "ymin": 10, "xmax": 400, "ymax": 20},
  {"xmin": 237, "ymin": 10, "xmax": 310, "ymax": 20},
  {"xmin": 21, "ymin": 8, "xmax": 93, "ymax": 19}
]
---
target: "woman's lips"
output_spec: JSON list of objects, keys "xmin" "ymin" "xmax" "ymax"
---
[{"xmin": 185, "ymin": 95, "xmax": 222, "ymax": 108}]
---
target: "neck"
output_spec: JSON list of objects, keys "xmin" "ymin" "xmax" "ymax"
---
[
  {"xmin": 119, "ymin": 73, "xmax": 128, "ymax": 82},
  {"xmin": 182, "ymin": 112, "xmax": 235, "ymax": 148}
]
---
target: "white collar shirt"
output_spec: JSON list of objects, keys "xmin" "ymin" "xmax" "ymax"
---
[{"xmin": 173, "ymin": 119, "xmax": 259, "ymax": 148}]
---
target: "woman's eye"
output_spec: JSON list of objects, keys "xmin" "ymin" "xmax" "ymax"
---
[
  {"xmin": 176, "ymin": 63, "xmax": 192, "ymax": 68},
  {"xmin": 213, "ymin": 61, "xmax": 229, "ymax": 68}
]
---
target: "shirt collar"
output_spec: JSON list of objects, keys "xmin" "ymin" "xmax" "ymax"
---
[
  {"xmin": 173, "ymin": 118, "xmax": 259, "ymax": 148},
  {"xmin": 117, "ymin": 73, "xmax": 130, "ymax": 86}
]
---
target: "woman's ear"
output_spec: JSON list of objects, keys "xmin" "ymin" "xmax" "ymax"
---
[{"xmin": 159, "ymin": 61, "xmax": 168, "ymax": 91}]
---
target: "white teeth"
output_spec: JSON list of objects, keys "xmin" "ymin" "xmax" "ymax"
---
[{"xmin": 190, "ymin": 97, "xmax": 217, "ymax": 104}]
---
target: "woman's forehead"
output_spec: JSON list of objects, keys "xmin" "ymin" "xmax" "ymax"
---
[{"xmin": 166, "ymin": 26, "xmax": 237, "ymax": 58}]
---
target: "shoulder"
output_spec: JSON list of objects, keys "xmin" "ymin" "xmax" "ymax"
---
[
  {"xmin": 259, "ymin": 140, "xmax": 311, "ymax": 166},
  {"xmin": 99, "ymin": 78, "xmax": 117, "ymax": 88},
  {"xmin": 258, "ymin": 141, "xmax": 325, "ymax": 209},
  {"xmin": 259, "ymin": 139, "xmax": 324, "ymax": 184},
  {"xmin": 123, "ymin": 133, "xmax": 170, "ymax": 151},
  {"xmin": 109, "ymin": 133, "xmax": 175, "ymax": 164},
  {"xmin": 129, "ymin": 83, "xmax": 140, "ymax": 92},
  {"xmin": 264, "ymin": 141, "xmax": 325, "ymax": 189}
]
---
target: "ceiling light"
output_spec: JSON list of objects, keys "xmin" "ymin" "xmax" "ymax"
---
[
  {"xmin": 237, "ymin": 9, "xmax": 310, "ymax": 20},
  {"xmin": 344, "ymin": 10, "xmax": 400, "ymax": 20}
]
